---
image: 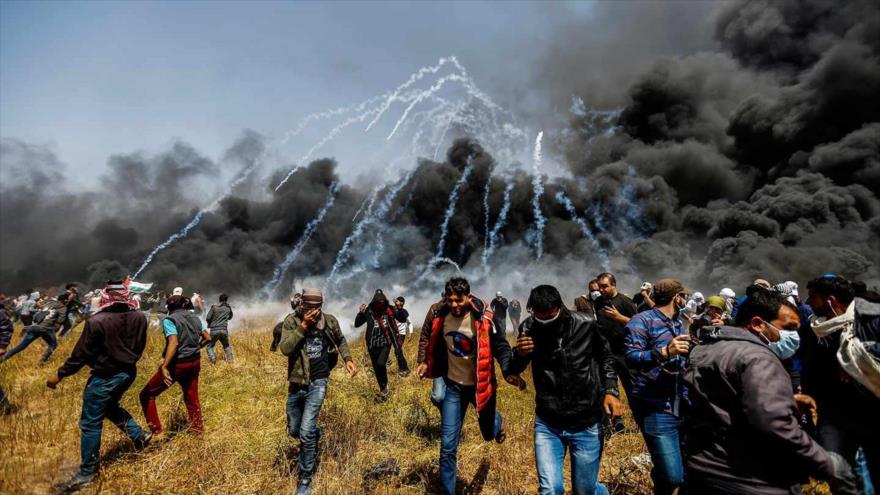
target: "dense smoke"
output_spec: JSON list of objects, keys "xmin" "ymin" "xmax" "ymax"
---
[{"xmin": 2, "ymin": 0, "xmax": 879, "ymax": 310}]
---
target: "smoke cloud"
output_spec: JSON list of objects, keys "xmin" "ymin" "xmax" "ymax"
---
[{"xmin": 2, "ymin": 0, "xmax": 879, "ymax": 315}]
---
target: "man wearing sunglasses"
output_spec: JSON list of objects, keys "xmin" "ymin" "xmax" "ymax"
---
[{"xmin": 683, "ymin": 285, "xmax": 855, "ymax": 494}]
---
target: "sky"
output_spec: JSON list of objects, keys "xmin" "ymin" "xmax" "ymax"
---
[{"xmin": 0, "ymin": 1, "xmax": 719, "ymax": 185}]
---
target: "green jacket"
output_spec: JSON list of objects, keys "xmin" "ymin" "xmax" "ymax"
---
[{"xmin": 279, "ymin": 312, "xmax": 352, "ymax": 385}]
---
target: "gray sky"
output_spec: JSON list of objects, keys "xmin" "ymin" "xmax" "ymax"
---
[{"xmin": 1, "ymin": 1, "xmax": 720, "ymax": 183}]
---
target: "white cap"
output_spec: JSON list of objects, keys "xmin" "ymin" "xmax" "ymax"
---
[
  {"xmin": 496, "ymin": 291, "xmax": 503, "ymax": 298},
  {"xmin": 720, "ymin": 288, "xmax": 735, "ymax": 299},
  {"xmin": 172, "ymin": 287, "xmax": 183, "ymax": 296}
]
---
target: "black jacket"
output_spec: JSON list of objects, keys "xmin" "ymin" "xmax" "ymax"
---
[
  {"xmin": 57, "ymin": 305, "xmax": 148, "ymax": 378},
  {"xmin": 206, "ymin": 302, "xmax": 233, "ymax": 331},
  {"xmin": 683, "ymin": 325, "xmax": 833, "ymax": 494},
  {"xmin": 509, "ymin": 309, "xmax": 618, "ymax": 429}
]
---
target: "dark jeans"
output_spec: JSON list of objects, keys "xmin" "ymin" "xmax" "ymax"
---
[
  {"xmin": 79, "ymin": 370, "xmax": 148, "ymax": 476},
  {"xmin": 631, "ymin": 400, "xmax": 685, "ymax": 495},
  {"xmin": 368, "ymin": 345, "xmax": 391, "ymax": 391},
  {"xmin": 3, "ymin": 325, "xmax": 57, "ymax": 362},
  {"xmin": 817, "ymin": 416, "xmax": 879, "ymax": 495},
  {"xmin": 206, "ymin": 330, "xmax": 233, "ymax": 363},
  {"xmin": 59, "ymin": 314, "xmax": 74, "ymax": 337},
  {"xmin": 439, "ymin": 378, "xmax": 502, "ymax": 495},
  {"xmin": 534, "ymin": 416, "xmax": 608, "ymax": 495},
  {"xmin": 286, "ymin": 378, "xmax": 328, "ymax": 477}
]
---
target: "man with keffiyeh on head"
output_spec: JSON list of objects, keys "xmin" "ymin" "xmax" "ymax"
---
[{"xmin": 45, "ymin": 280, "xmax": 153, "ymax": 494}]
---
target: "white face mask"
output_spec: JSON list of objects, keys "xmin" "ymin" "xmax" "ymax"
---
[
  {"xmin": 533, "ymin": 311, "xmax": 561, "ymax": 325},
  {"xmin": 589, "ymin": 291, "xmax": 602, "ymax": 301}
]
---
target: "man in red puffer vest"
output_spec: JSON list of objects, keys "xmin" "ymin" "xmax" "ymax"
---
[{"xmin": 416, "ymin": 276, "xmax": 525, "ymax": 495}]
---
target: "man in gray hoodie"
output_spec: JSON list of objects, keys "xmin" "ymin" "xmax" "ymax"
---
[{"xmin": 683, "ymin": 286, "xmax": 854, "ymax": 494}]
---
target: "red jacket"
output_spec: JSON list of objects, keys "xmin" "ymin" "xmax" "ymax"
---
[{"xmin": 422, "ymin": 296, "xmax": 512, "ymax": 412}]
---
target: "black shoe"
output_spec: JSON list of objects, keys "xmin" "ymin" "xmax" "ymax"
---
[
  {"xmin": 133, "ymin": 432, "xmax": 153, "ymax": 450},
  {"xmin": 53, "ymin": 473, "xmax": 96, "ymax": 494}
]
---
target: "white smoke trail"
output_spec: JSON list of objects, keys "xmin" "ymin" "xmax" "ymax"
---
[
  {"xmin": 416, "ymin": 158, "xmax": 475, "ymax": 281},
  {"xmin": 482, "ymin": 171, "xmax": 493, "ymax": 253},
  {"xmin": 531, "ymin": 131, "xmax": 546, "ymax": 259},
  {"xmin": 133, "ymin": 154, "xmax": 266, "ymax": 279},
  {"xmin": 482, "ymin": 176, "xmax": 514, "ymax": 268},
  {"xmin": 554, "ymin": 190, "xmax": 610, "ymax": 270},
  {"xmin": 261, "ymin": 181, "xmax": 341, "ymax": 295},
  {"xmin": 326, "ymin": 167, "xmax": 414, "ymax": 287}
]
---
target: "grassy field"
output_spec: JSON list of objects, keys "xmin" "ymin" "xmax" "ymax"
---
[{"xmin": 0, "ymin": 315, "xmax": 828, "ymax": 495}]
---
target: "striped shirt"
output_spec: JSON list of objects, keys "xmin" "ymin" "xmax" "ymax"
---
[{"xmin": 624, "ymin": 308, "xmax": 688, "ymax": 415}]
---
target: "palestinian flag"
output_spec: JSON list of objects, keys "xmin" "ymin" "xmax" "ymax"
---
[{"xmin": 124, "ymin": 276, "xmax": 154, "ymax": 294}]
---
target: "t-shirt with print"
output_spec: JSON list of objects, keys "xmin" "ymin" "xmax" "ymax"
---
[
  {"xmin": 305, "ymin": 331, "xmax": 330, "ymax": 381},
  {"xmin": 443, "ymin": 312, "xmax": 476, "ymax": 386}
]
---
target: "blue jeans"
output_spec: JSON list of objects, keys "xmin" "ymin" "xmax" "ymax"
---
[
  {"xmin": 3, "ymin": 325, "xmax": 57, "ymax": 362},
  {"xmin": 534, "ymin": 416, "xmax": 609, "ymax": 495},
  {"xmin": 631, "ymin": 401, "xmax": 684, "ymax": 495},
  {"xmin": 431, "ymin": 377, "xmax": 446, "ymax": 406},
  {"xmin": 80, "ymin": 370, "xmax": 147, "ymax": 476},
  {"xmin": 439, "ymin": 378, "xmax": 502, "ymax": 495},
  {"xmin": 286, "ymin": 378, "xmax": 328, "ymax": 477}
]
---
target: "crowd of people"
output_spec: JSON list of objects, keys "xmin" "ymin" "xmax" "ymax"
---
[{"xmin": 0, "ymin": 270, "xmax": 878, "ymax": 495}]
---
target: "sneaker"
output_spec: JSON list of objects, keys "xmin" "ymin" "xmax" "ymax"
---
[
  {"xmin": 295, "ymin": 476, "xmax": 313, "ymax": 495},
  {"xmin": 53, "ymin": 473, "xmax": 96, "ymax": 494},
  {"xmin": 378, "ymin": 388, "xmax": 390, "ymax": 402},
  {"xmin": 133, "ymin": 432, "xmax": 153, "ymax": 450},
  {"xmin": 398, "ymin": 369, "xmax": 411, "ymax": 377}
]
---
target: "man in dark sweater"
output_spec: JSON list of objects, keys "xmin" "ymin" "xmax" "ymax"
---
[
  {"xmin": 594, "ymin": 272, "xmax": 638, "ymax": 433},
  {"xmin": 510, "ymin": 285, "xmax": 621, "ymax": 495},
  {"xmin": 0, "ymin": 296, "xmax": 14, "ymax": 414},
  {"xmin": 45, "ymin": 281, "xmax": 152, "ymax": 493}
]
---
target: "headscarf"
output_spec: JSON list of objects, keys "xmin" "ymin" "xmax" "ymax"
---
[{"xmin": 99, "ymin": 282, "xmax": 138, "ymax": 310}]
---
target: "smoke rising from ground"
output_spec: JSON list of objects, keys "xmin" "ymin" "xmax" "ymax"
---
[{"xmin": 2, "ymin": 0, "xmax": 879, "ymax": 316}]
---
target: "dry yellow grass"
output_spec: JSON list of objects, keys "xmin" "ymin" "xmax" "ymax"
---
[{"xmin": 0, "ymin": 315, "xmax": 828, "ymax": 495}]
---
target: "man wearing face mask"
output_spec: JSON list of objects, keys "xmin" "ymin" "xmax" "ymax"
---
[
  {"xmin": 623, "ymin": 279, "xmax": 691, "ymax": 495},
  {"xmin": 683, "ymin": 286, "xmax": 855, "ymax": 494},
  {"xmin": 510, "ymin": 285, "xmax": 622, "ymax": 495},
  {"xmin": 574, "ymin": 279, "xmax": 601, "ymax": 317},
  {"xmin": 804, "ymin": 275, "xmax": 880, "ymax": 495}
]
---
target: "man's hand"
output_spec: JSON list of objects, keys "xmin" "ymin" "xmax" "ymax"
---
[
  {"xmin": 794, "ymin": 393, "xmax": 817, "ymax": 418},
  {"xmin": 416, "ymin": 362, "xmax": 428, "ymax": 379},
  {"xmin": 603, "ymin": 394, "xmax": 623, "ymax": 419},
  {"xmin": 601, "ymin": 305, "xmax": 628, "ymax": 324},
  {"xmin": 359, "ymin": 304, "xmax": 367, "ymax": 313},
  {"xmin": 514, "ymin": 335, "xmax": 534, "ymax": 357},
  {"xmin": 345, "ymin": 359, "xmax": 358, "ymax": 377},
  {"xmin": 302, "ymin": 309, "xmax": 320, "ymax": 329},
  {"xmin": 0, "ymin": 348, "xmax": 6, "ymax": 357},
  {"xmin": 504, "ymin": 374, "xmax": 527, "ymax": 391},
  {"xmin": 664, "ymin": 335, "xmax": 691, "ymax": 358},
  {"xmin": 46, "ymin": 372, "xmax": 61, "ymax": 389},
  {"xmin": 710, "ymin": 316, "xmax": 725, "ymax": 326},
  {"xmin": 161, "ymin": 366, "xmax": 173, "ymax": 387}
]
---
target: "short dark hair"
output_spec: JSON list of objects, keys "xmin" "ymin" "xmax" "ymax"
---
[
  {"xmin": 219, "ymin": 293, "xmax": 228, "ymax": 302},
  {"xmin": 734, "ymin": 286, "xmax": 795, "ymax": 327},
  {"xmin": 395, "ymin": 296, "xmax": 405, "ymax": 304},
  {"xmin": 58, "ymin": 293, "xmax": 70, "ymax": 303},
  {"xmin": 527, "ymin": 285, "xmax": 563, "ymax": 313},
  {"xmin": 588, "ymin": 279, "xmax": 598, "ymax": 287},
  {"xmin": 444, "ymin": 277, "xmax": 470, "ymax": 297},
  {"xmin": 807, "ymin": 275, "xmax": 854, "ymax": 306},
  {"xmin": 166, "ymin": 295, "xmax": 188, "ymax": 312},
  {"xmin": 596, "ymin": 273, "xmax": 616, "ymax": 286},
  {"xmin": 653, "ymin": 292, "xmax": 675, "ymax": 306}
]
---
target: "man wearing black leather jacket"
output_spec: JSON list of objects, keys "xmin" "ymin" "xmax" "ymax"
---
[{"xmin": 510, "ymin": 285, "xmax": 623, "ymax": 495}]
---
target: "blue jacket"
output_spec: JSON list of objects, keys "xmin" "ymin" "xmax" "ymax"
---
[{"xmin": 624, "ymin": 308, "xmax": 687, "ymax": 415}]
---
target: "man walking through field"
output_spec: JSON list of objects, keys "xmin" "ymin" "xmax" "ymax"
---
[
  {"xmin": 279, "ymin": 288, "xmax": 358, "ymax": 495},
  {"xmin": 45, "ymin": 281, "xmax": 153, "ymax": 493}
]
